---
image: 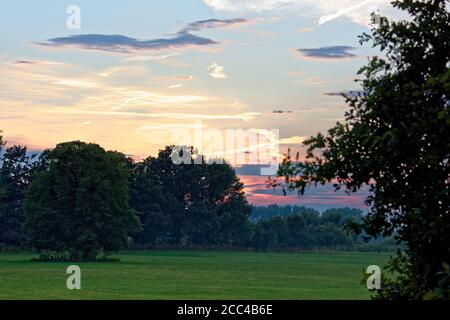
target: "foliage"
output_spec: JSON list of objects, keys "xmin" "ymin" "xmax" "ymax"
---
[
  {"xmin": 249, "ymin": 206, "xmax": 392, "ymax": 251},
  {"xmin": 251, "ymin": 204, "xmax": 321, "ymax": 221},
  {"xmin": 0, "ymin": 134, "xmax": 35, "ymax": 247},
  {"xmin": 24, "ymin": 141, "xmax": 141, "ymax": 261},
  {"xmin": 0, "ymin": 134, "xmax": 398, "ymax": 255},
  {"xmin": 130, "ymin": 145, "xmax": 252, "ymax": 247},
  {"xmin": 278, "ymin": 0, "xmax": 450, "ymax": 299}
]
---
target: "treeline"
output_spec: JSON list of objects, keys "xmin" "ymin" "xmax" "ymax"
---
[
  {"xmin": 250, "ymin": 205, "xmax": 397, "ymax": 251},
  {"xmin": 251, "ymin": 204, "xmax": 364, "ymax": 222},
  {"xmin": 0, "ymin": 137, "xmax": 393, "ymax": 260},
  {"xmin": 251, "ymin": 205, "xmax": 360, "ymax": 251}
]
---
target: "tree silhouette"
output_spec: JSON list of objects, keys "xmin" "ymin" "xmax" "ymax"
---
[
  {"xmin": 24, "ymin": 141, "xmax": 141, "ymax": 261},
  {"xmin": 278, "ymin": 0, "xmax": 449, "ymax": 299},
  {"xmin": 130, "ymin": 145, "xmax": 251, "ymax": 247},
  {"xmin": 0, "ymin": 144, "xmax": 34, "ymax": 246}
]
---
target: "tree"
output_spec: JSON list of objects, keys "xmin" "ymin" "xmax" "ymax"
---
[
  {"xmin": 129, "ymin": 157, "xmax": 167, "ymax": 245},
  {"xmin": 0, "ymin": 146, "xmax": 33, "ymax": 247},
  {"xmin": 250, "ymin": 204, "xmax": 320, "ymax": 221},
  {"xmin": 321, "ymin": 208, "xmax": 363, "ymax": 227},
  {"xmin": 278, "ymin": 0, "xmax": 449, "ymax": 299},
  {"xmin": 24, "ymin": 141, "xmax": 141, "ymax": 261},
  {"xmin": 130, "ymin": 145, "xmax": 251, "ymax": 247},
  {"xmin": 0, "ymin": 133, "xmax": 34, "ymax": 247}
]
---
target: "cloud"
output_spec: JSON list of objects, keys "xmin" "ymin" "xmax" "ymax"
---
[
  {"xmin": 203, "ymin": 0, "xmax": 394, "ymax": 27},
  {"xmin": 207, "ymin": 62, "xmax": 227, "ymax": 79},
  {"xmin": 167, "ymin": 84, "xmax": 183, "ymax": 89},
  {"xmin": 13, "ymin": 59, "xmax": 68, "ymax": 66},
  {"xmin": 108, "ymin": 92, "xmax": 210, "ymax": 112},
  {"xmin": 295, "ymin": 46, "xmax": 357, "ymax": 60},
  {"xmin": 318, "ymin": 0, "xmax": 374, "ymax": 25},
  {"xmin": 295, "ymin": 76, "xmax": 326, "ymax": 86},
  {"xmin": 37, "ymin": 18, "xmax": 249, "ymax": 54},
  {"xmin": 15, "ymin": 60, "xmax": 36, "ymax": 64},
  {"xmin": 123, "ymin": 52, "xmax": 180, "ymax": 62},
  {"xmin": 279, "ymin": 136, "xmax": 306, "ymax": 144},
  {"xmin": 272, "ymin": 110, "xmax": 292, "ymax": 114},
  {"xmin": 324, "ymin": 90, "xmax": 364, "ymax": 97},
  {"xmin": 180, "ymin": 18, "xmax": 250, "ymax": 33},
  {"xmin": 50, "ymin": 109, "xmax": 260, "ymax": 122},
  {"xmin": 238, "ymin": 174, "xmax": 368, "ymax": 209},
  {"xmin": 298, "ymin": 27, "xmax": 314, "ymax": 33},
  {"xmin": 1, "ymin": 55, "xmax": 263, "ymax": 160},
  {"xmin": 54, "ymin": 78, "xmax": 99, "ymax": 88},
  {"xmin": 286, "ymin": 70, "xmax": 304, "ymax": 76},
  {"xmin": 175, "ymin": 75, "xmax": 194, "ymax": 80},
  {"xmin": 38, "ymin": 33, "xmax": 217, "ymax": 53},
  {"xmin": 203, "ymin": 0, "xmax": 294, "ymax": 12}
]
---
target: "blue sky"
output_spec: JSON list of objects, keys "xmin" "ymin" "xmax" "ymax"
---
[{"xmin": 0, "ymin": 0, "xmax": 403, "ymax": 207}]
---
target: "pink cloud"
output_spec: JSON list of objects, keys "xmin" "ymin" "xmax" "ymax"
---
[{"xmin": 239, "ymin": 174, "xmax": 368, "ymax": 209}]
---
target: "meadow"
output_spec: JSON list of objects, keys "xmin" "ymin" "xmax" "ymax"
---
[{"xmin": 0, "ymin": 250, "xmax": 391, "ymax": 300}]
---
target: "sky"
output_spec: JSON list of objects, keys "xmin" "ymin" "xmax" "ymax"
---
[{"xmin": 0, "ymin": 0, "xmax": 405, "ymax": 209}]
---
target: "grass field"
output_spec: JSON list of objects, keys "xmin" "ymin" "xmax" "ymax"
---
[{"xmin": 0, "ymin": 250, "xmax": 391, "ymax": 300}]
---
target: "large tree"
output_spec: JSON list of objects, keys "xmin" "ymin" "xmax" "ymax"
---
[
  {"xmin": 278, "ymin": 0, "xmax": 449, "ymax": 299},
  {"xmin": 24, "ymin": 141, "xmax": 141, "ymax": 261},
  {"xmin": 130, "ymin": 145, "xmax": 251, "ymax": 247},
  {"xmin": 0, "ymin": 134, "xmax": 34, "ymax": 247}
]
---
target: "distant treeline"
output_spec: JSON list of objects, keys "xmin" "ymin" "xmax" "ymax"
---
[
  {"xmin": 249, "ymin": 205, "xmax": 397, "ymax": 251},
  {"xmin": 251, "ymin": 204, "xmax": 345, "ymax": 222},
  {"xmin": 0, "ymin": 139, "xmax": 395, "ymax": 260}
]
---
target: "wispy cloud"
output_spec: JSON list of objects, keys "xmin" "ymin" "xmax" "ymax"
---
[
  {"xmin": 279, "ymin": 135, "xmax": 306, "ymax": 144},
  {"xmin": 272, "ymin": 110, "xmax": 292, "ymax": 114},
  {"xmin": 203, "ymin": 0, "xmax": 293, "ymax": 12},
  {"xmin": 37, "ymin": 18, "xmax": 249, "ymax": 54},
  {"xmin": 295, "ymin": 46, "xmax": 357, "ymax": 60},
  {"xmin": 324, "ymin": 90, "xmax": 364, "ymax": 97},
  {"xmin": 295, "ymin": 76, "xmax": 326, "ymax": 86},
  {"xmin": 123, "ymin": 52, "xmax": 180, "ymax": 62},
  {"xmin": 207, "ymin": 62, "xmax": 227, "ymax": 79},
  {"xmin": 15, "ymin": 60, "xmax": 36, "ymax": 64},
  {"xmin": 286, "ymin": 70, "xmax": 304, "ymax": 76},
  {"xmin": 0, "ymin": 57, "xmax": 260, "ymax": 157},
  {"xmin": 167, "ymin": 84, "xmax": 183, "ymax": 89},
  {"xmin": 203, "ymin": 0, "xmax": 393, "ymax": 26},
  {"xmin": 298, "ymin": 27, "xmax": 314, "ymax": 32},
  {"xmin": 48, "ymin": 109, "xmax": 260, "ymax": 122},
  {"xmin": 174, "ymin": 75, "xmax": 194, "ymax": 81},
  {"xmin": 318, "ymin": 0, "xmax": 374, "ymax": 25},
  {"xmin": 180, "ymin": 18, "xmax": 250, "ymax": 33},
  {"xmin": 54, "ymin": 78, "xmax": 99, "ymax": 88},
  {"xmin": 13, "ymin": 59, "xmax": 68, "ymax": 66},
  {"xmin": 239, "ymin": 174, "xmax": 368, "ymax": 208}
]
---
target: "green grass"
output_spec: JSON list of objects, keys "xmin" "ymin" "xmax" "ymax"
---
[{"xmin": 0, "ymin": 250, "xmax": 390, "ymax": 300}]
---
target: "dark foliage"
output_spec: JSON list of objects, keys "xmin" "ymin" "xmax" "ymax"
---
[
  {"xmin": 130, "ymin": 145, "xmax": 252, "ymax": 247},
  {"xmin": 249, "ymin": 206, "xmax": 395, "ymax": 251},
  {"xmin": 24, "ymin": 141, "xmax": 141, "ymax": 261},
  {"xmin": 278, "ymin": 0, "xmax": 450, "ymax": 299},
  {"xmin": 0, "ymin": 135, "xmax": 35, "ymax": 247}
]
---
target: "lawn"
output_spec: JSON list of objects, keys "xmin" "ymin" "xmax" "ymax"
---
[{"xmin": 0, "ymin": 250, "xmax": 390, "ymax": 300}]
